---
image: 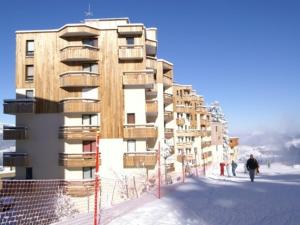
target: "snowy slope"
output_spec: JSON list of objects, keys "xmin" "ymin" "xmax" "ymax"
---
[{"xmin": 105, "ymin": 164, "xmax": 300, "ymax": 225}]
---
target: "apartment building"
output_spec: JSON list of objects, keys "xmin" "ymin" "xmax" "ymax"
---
[
  {"xmin": 173, "ymin": 84, "xmax": 213, "ymax": 173},
  {"xmin": 2, "ymin": 18, "xmax": 175, "ymax": 181}
]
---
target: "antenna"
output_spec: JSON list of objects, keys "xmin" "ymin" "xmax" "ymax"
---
[{"xmin": 84, "ymin": 3, "xmax": 93, "ymax": 18}]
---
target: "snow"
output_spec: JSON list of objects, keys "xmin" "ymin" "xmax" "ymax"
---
[{"xmin": 104, "ymin": 164, "xmax": 300, "ymax": 225}]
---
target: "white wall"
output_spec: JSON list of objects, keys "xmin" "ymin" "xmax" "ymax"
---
[{"xmin": 124, "ymin": 89, "xmax": 146, "ymax": 124}]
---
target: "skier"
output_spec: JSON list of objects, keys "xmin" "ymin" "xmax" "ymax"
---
[
  {"xmin": 231, "ymin": 160, "xmax": 238, "ymax": 176},
  {"xmin": 246, "ymin": 154, "xmax": 259, "ymax": 182}
]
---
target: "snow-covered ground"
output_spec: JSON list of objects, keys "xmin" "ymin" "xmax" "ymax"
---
[{"xmin": 103, "ymin": 163, "xmax": 300, "ymax": 225}]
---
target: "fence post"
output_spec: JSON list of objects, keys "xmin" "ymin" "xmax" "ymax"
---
[{"xmin": 94, "ymin": 132, "xmax": 100, "ymax": 225}]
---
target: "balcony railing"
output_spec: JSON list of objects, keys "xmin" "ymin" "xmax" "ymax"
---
[
  {"xmin": 146, "ymin": 56, "xmax": 157, "ymax": 70},
  {"xmin": 163, "ymin": 75, "xmax": 173, "ymax": 88},
  {"xmin": 196, "ymin": 106, "xmax": 208, "ymax": 114},
  {"xmin": 164, "ymin": 128, "xmax": 174, "ymax": 139},
  {"xmin": 177, "ymin": 142, "xmax": 193, "ymax": 149},
  {"xmin": 59, "ymin": 125, "xmax": 100, "ymax": 140},
  {"xmin": 64, "ymin": 180, "xmax": 95, "ymax": 197},
  {"xmin": 177, "ymin": 129, "xmax": 201, "ymax": 137},
  {"xmin": 146, "ymin": 84, "xmax": 157, "ymax": 98},
  {"xmin": 123, "ymin": 151, "xmax": 157, "ymax": 168},
  {"xmin": 123, "ymin": 124, "xmax": 158, "ymax": 139},
  {"xmin": 164, "ymin": 111, "xmax": 173, "ymax": 122},
  {"xmin": 59, "ymin": 25, "xmax": 99, "ymax": 38},
  {"xmin": 201, "ymin": 141, "xmax": 212, "ymax": 148},
  {"xmin": 59, "ymin": 152, "xmax": 100, "ymax": 168},
  {"xmin": 200, "ymin": 119, "xmax": 210, "ymax": 127},
  {"xmin": 60, "ymin": 45, "xmax": 99, "ymax": 62},
  {"xmin": 3, "ymin": 99, "xmax": 36, "ymax": 114},
  {"xmin": 59, "ymin": 71, "xmax": 100, "ymax": 88},
  {"xmin": 177, "ymin": 154, "xmax": 194, "ymax": 163},
  {"xmin": 3, "ymin": 126, "xmax": 28, "ymax": 140},
  {"xmin": 118, "ymin": 45, "xmax": 144, "ymax": 61},
  {"xmin": 176, "ymin": 118, "xmax": 185, "ymax": 126},
  {"xmin": 175, "ymin": 105, "xmax": 193, "ymax": 113},
  {"xmin": 146, "ymin": 100, "xmax": 158, "ymax": 115},
  {"xmin": 3, "ymin": 153, "xmax": 29, "ymax": 167},
  {"xmin": 164, "ymin": 93, "xmax": 173, "ymax": 105},
  {"xmin": 59, "ymin": 98, "xmax": 100, "ymax": 113},
  {"xmin": 146, "ymin": 39, "xmax": 157, "ymax": 56},
  {"xmin": 123, "ymin": 71, "xmax": 154, "ymax": 88},
  {"xmin": 117, "ymin": 25, "xmax": 143, "ymax": 36}
]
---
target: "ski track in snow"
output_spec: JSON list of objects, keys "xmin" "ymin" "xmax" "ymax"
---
[{"xmin": 105, "ymin": 164, "xmax": 300, "ymax": 225}]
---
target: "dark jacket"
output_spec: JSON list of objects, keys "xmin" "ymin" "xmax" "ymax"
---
[{"xmin": 246, "ymin": 158, "xmax": 259, "ymax": 170}]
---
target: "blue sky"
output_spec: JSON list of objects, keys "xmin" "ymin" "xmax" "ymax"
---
[{"xmin": 0, "ymin": 0, "xmax": 299, "ymax": 135}]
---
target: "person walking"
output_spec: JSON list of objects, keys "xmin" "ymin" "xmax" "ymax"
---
[
  {"xmin": 246, "ymin": 154, "xmax": 259, "ymax": 182},
  {"xmin": 231, "ymin": 160, "xmax": 238, "ymax": 176}
]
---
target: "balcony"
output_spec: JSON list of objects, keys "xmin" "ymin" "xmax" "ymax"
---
[
  {"xmin": 3, "ymin": 126, "xmax": 28, "ymax": 140},
  {"xmin": 123, "ymin": 124, "xmax": 158, "ymax": 139},
  {"xmin": 118, "ymin": 25, "xmax": 143, "ymax": 36},
  {"xmin": 59, "ymin": 25, "xmax": 99, "ymax": 38},
  {"xmin": 166, "ymin": 163, "xmax": 175, "ymax": 173},
  {"xmin": 177, "ymin": 142, "xmax": 193, "ymax": 149},
  {"xmin": 163, "ymin": 75, "xmax": 173, "ymax": 88},
  {"xmin": 59, "ymin": 98, "xmax": 100, "ymax": 113},
  {"xmin": 123, "ymin": 152, "xmax": 157, "ymax": 169},
  {"xmin": 59, "ymin": 152, "xmax": 100, "ymax": 168},
  {"xmin": 196, "ymin": 106, "xmax": 207, "ymax": 114},
  {"xmin": 202, "ymin": 141, "xmax": 212, "ymax": 148},
  {"xmin": 146, "ymin": 39, "xmax": 157, "ymax": 57},
  {"xmin": 200, "ymin": 119, "xmax": 210, "ymax": 127},
  {"xmin": 175, "ymin": 105, "xmax": 193, "ymax": 114},
  {"xmin": 202, "ymin": 151, "xmax": 212, "ymax": 160},
  {"xmin": 3, "ymin": 153, "xmax": 29, "ymax": 167},
  {"xmin": 164, "ymin": 111, "xmax": 173, "ymax": 122},
  {"xmin": 164, "ymin": 128, "xmax": 174, "ymax": 139},
  {"xmin": 59, "ymin": 126, "xmax": 100, "ymax": 140},
  {"xmin": 164, "ymin": 93, "xmax": 173, "ymax": 106},
  {"xmin": 146, "ymin": 85, "xmax": 157, "ymax": 98},
  {"xmin": 118, "ymin": 45, "xmax": 144, "ymax": 61},
  {"xmin": 146, "ymin": 56, "xmax": 157, "ymax": 70},
  {"xmin": 60, "ymin": 71, "xmax": 100, "ymax": 88},
  {"xmin": 146, "ymin": 100, "xmax": 158, "ymax": 116},
  {"xmin": 60, "ymin": 45, "xmax": 99, "ymax": 63},
  {"xmin": 64, "ymin": 180, "xmax": 95, "ymax": 197},
  {"xmin": 3, "ymin": 99, "xmax": 36, "ymax": 114},
  {"xmin": 177, "ymin": 129, "xmax": 201, "ymax": 137},
  {"xmin": 123, "ymin": 70, "xmax": 154, "ymax": 88},
  {"xmin": 176, "ymin": 118, "xmax": 185, "ymax": 126}
]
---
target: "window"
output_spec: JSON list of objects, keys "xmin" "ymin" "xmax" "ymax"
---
[
  {"xmin": 26, "ymin": 40, "xmax": 34, "ymax": 56},
  {"xmin": 25, "ymin": 65, "xmax": 34, "ymax": 81},
  {"xmin": 127, "ymin": 113, "xmax": 135, "ymax": 124},
  {"xmin": 83, "ymin": 63, "xmax": 98, "ymax": 73},
  {"xmin": 26, "ymin": 167, "xmax": 33, "ymax": 179},
  {"xmin": 127, "ymin": 140, "xmax": 136, "ymax": 152},
  {"xmin": 82, "ymin": 38, "xmax": 98, "ymax": 47},
  {"xmin": 82, "ymin": 114, "xmax": 98, "ymax": 125},
  {"xmin": 126, "ymin": 37, "xmax": 134, "ymax": 45},
  {"xmin": 83, "ymin": 167, "xmax": 95, "ymax": 179},
  {"xmin": 25, "ymin": 90, "xmax": 34, "ymax": 99}
]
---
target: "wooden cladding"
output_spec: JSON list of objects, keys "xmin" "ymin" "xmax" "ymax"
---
[
  {"xmin": 3, "ymin": 153, "xmax": 29, "ymax": 167},
  {"xmin": 3, "ymin": 126, "xmax": 28, "ymax": 140},
  {"xmin": 60, "ymin": 72, "xmax": 100, "ymax": 88},
  {"xmin": 123, "ymin": 124, "xmax": 158, "ymax": 139},
  {"xmin": 164, "ymin": 111, "xmax": 173, "ymax": 122},
  {"xmin": 196, "ymin": 106, "xmax": 208, "ymax": 114},
  {"xmin": 146, "ymin": 85, "xmax": 158, "ymax": 97},
  {"xmin": 59, "ymin": 26, "xmax": 99, "ymax": 38},
  {"xmin": 59, "ymin": 126, "xmax": 100, "ymax": 140},
  {"xmin": 177, "ymin": 130, "xmax": 201, "ymax": 137},
  {"xmin": 177, "ymin": 142, "xmax": 193, "ymax": 149},
  {"xmin": 175, "ymin": 105, "xmax": 193, "ymax": 114},
  {"xmin": 59, "ymin": 98, "xmax": 100, "ymax": 113},
  {"xmin": 60, "ymin": 45, "xmax": 99, "ymax": 62},
  {"xmin": 145, "ymin": 39, "xmax": 157, "ymax": 56},
  {"xmin": 146, "ymin": 57, "xmax": 157, "ymax": 70},
  {"xmin": 164, "ymin": 93, "xmax": 173, "ymax": 105},
  {"xmin": 64, "ymin": 180, "xmax": 95, "ymax": 197},
  {"xmin": 59, "ymin": 152, "xmax": 100, "ymax": 168},
  {"xmin": 123, "ymin": 71, "xmax": 154, "ymax": 88},
  {"xmin": 163, "ymin": 75, "xmax": 172, "ymax": 88},
  {"xmin": 164, "ymin": 128, "xmax": 174, "ymax": 139},
  {"xmin": 202, "ymin": 141, "xmax": 212, "ymax": 148},
  {"xmin": 123, "ymin": 152, "xmax": 157, "ymax": 168},
  {"xmin": 118, "ymin": 45, "xmax": 144, "ymax": 61},
  {"xmin": 177, "ymin": 154, "xmax": 194, "ymax": 163},
  {"xmin": 3, "ymin": 99, "xmax": 36, "ymax": 114},
  {"xmin": 117, "ymin": 25, "xmax": 143, "ymax": 36},
  {"xmin": 176, "ymin": 118, "xmax": 185, "ymax": 126},
  {"xmin": 146, "ymin": 100, "xmax": 158, "ymax": 115}
]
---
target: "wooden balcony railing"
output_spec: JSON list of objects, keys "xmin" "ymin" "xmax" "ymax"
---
[
  {"xmin": 146, "ymin": 56, "xmax": 157, "ymax": 70},
  {"xmin": 200, "ymin": 119, "xmax": 210, "ymax": 127},
  {"xmin": 64, "ymin": 180, "xmax": 95, "ymax": 197},
  {"xmin": 196, "ymin": 106, "xmax": 208, "ymax": 114},
  {"xmin": 123, "ymin": 71, "xmax": 154, "ymax": 88},
  {"xmin": 163, "ymin": 75, "xmax": 173, "ymax": 88},
  {"xmin": 59, "ymin": 98, "xmax": 100, "ymax": 113},
  {"xmin": 60, "ymin": 45, "xmax": 99, "ymax": 62},
  {"xmin": 176, "ymin": 129, "xmax": 201, "ymax": 137},
  {"xmin": 59, "ymin": 71, "xmax": 100, "ymax": 88},
  {"xmin": 175, "ymin": 105, "xmax": 193, "ymax": 113},
  {"xmin": 59, "ymin": 125, "xmax": 100, "ymax": 140},
  {"xmin": 59, "ymin": 152, "xmax": 100, "ymax": 168},
  {"xmin": 164, "ymin": 111, "xmax": 173, "ymax": 122},
  {"xmin": 164, "ymin": 93, "xmax": 173, "ymax": 105},
  {"xmin": 145, "ymin": 85, "xmax": 157, "ymax": 97},
  {"xmin": 118, "ymin": 45, "xmax": 144, "ymax": 61},
  {"xmin": 146, "ymin": 100, "xmax": 158, "ymax": 115},
  {"xmin": 3, "ymin": 153, "xmax": 29, "ymax": 167},
  {"xmin": 176, "ymin": 118, "xmax": 185, "ymax": 126},
  {"xmin": 117, "ymin": 25, "xmax": 143, "ymax": 36},
  {"xmin": 146, "ymin": 39, "xmax": 157, "ymax": 56},
  {"xmin": 123, "ymin": 124, "xmax": 158, "ymax": 139},
  {"xmin": 3, "ymin": 126, "xmax": 28, "ymax": 140},
  {"xmin": 59, "ymin": 25, "xmax": 99, "ymax": 38},
  {"xmin": 177, "ymin": 142, "xmax": 193, "ymax": 149},
  {"xmin": 3, "ymin": 99, "xmax": 36, "ymax": 114},
  {"xmin": 201, "ymin": 141, "xmax": 212, "ymax": 148},
  {"xmin": 164, "ymin": 128, "xmax": 174, "ymax": 139},
  {"xmin": 123, "ymin": 151, "xmax": 157, "ymax": 168}
]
